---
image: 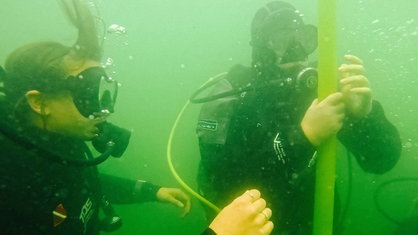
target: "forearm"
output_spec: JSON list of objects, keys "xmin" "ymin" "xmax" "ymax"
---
[
  {"xmin": 275, "ymin": 124, "xmax": 317, "ymax": 173},
  {"xmin": 338, "ymin": 100, "xmax": 401, "ymax": 174},
  {"xmin": 100, "ymin": 173, "xmax": 161, "ymax": 204}
]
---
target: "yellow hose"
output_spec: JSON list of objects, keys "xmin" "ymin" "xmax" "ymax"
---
[
  {"xmin": 167, "ymin": 93, "xmax": 221, "ymax": 213},
  {"xmin": 313, "ymin": 0, "xmax": 338, "ymax": 234}
]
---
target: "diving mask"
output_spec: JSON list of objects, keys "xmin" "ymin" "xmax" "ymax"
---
[
  {"xmin": 66, "ymin": 66, "xmax": 119, "ymax": 118},
  {"xmin": 268, "ymin": 25, "xmax": 317, "ymax": 64},
  {"xmin": 251, "ymin": 3, "xmax": 318, "ymax": 62},
  {"xmin": 67, "ymin": 66, "xmax": 130, "ymax": 159}
]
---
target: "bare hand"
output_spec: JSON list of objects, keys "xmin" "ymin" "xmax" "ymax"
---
[
  {"xmin": 156, "ymin": 188, "xmax": 191, "ymax": 217},
  {"xmin": 339, "ymin": 54, "xmax": 372, "ymax": 119},
  {"xmin": 209, "ymin": 189, "xmax": 274, "ymax": 235},
  {"xmin": 301, "ymin": 92, "xmax": 345, "ymax": 146}
]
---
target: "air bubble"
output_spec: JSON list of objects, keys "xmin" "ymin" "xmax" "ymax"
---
[
  {"xmin": 104, "ymin": 57, "xmax": 114, "ymax": 67},
  {"xmin": 107, "ymin": 24, "xmax": 127, "ymax": 34}
]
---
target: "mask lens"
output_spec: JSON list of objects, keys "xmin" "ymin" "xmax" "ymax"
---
[
  {"xmin": 268, "ymin": 29, "xmax": 296, "ymax": 62},
  {"xmin": 276, "ymin": 25, "xmax": 317, "ymax": 64},
  {"xmin": 98, "ymin": 75, "xmax": 118, "ymax": 113},
  {"xmin": 295, "ymin": 24, "xmax": 318, "ymax": 54},
  {"xmin": 69, "ymin": 67, "xmax": 119, "ymax": 117}
]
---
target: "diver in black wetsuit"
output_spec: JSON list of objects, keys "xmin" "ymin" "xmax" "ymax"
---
[
  {"xmin": 196, "ymin": 1, "xmax": 402, "ymax": 234},
  {"xmin": 0, "ymin": 1, "xmax": 276, "ymax": 234},
  {"xmin": 0, "ymin": 1, "xmax": 191, "ymax": 234}
]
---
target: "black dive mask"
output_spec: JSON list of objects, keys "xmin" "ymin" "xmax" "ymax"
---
[
  {"xmin": 250, "ymin": 3, "xmax": 317, "ymax": 67},
  {"xmin": 67, "ymin": 66, "xmax": 118, "ymax": 117},
  {"xmin": 66, "ymin": 67, "xmax": 130, "ymax": 161}
]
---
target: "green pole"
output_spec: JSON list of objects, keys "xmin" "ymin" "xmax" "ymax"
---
[{"xmin": 313, "ymin": 0, "xmax": 337, "ymax": 234}]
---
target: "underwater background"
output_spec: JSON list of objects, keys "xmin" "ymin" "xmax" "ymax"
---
[{"xmin": 1, "ymin": 0, "xmax": 417, "ymax": 234}]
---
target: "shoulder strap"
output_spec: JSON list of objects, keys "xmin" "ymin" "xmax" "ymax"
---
[{"xmin": 196, "ymin": 65, "xmax": 253, "ymax": 145}]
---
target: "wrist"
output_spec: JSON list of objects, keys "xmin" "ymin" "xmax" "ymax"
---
[
  {"xmin": 133, "ymin": 180, "xmax": 161, "ymax": 202},
  {"xmin": 301, "ymin": 122, "xmax": 320, "ymax": 147}
]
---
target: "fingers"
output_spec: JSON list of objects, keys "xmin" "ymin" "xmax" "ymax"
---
[
  {"xmin": 340, "ymin": 63, "xmax": 365, "ymax": 75},
  {"xmin": 209, "ymin": 189, "xmax": 274, "ymax": 235},
  {"xmin": 253, "ymin": 208, "xmax": 272, "ymax": 231},
  {"xmin": 242, "ymin": 189, "xmax": 270, "ymax": 220},
  {"xmin": 340, "ymin": 75, "xmax": 369, "ymax": 89},
  {"xmin": 175, "ymin": 190, "xmax": 190, "ymax": 206},
  {"xmin": 167, "ymin": 190, "xmax": 186, "ymax": 207},
  {"xmin": 259, "ymin": 208, "xmax": 272, "ymax": 222},
  {"xmin": 322, "ymin": 92, "xmax": 344, "ymax": 107},
  {"xmin": 172, "ymin": 190, "xmax": 191, "ymax": 217},
  {"xmin": 255, "ymin": 206, "xmax": 274, "ymax": 235},
  {"xmin": 251, "ymin": 195, "xmax": 273, "ymax": 235},
  {"xmin": 243, "ymin": 189, "xmax": 267, "ymax": 216},
  {"xmin": 157, "ymin": 188, "xmax": 191, "ymax": 217},
  {"xmin": 180, "ymin": 194, "xmax": 191, "ymax": 217},
  {"xmin": 339, "ymin": 55, "xmax": 365, "ymax": 79},
  {"xmin": 320, "ymin": 92, "xmax": 346, "ymax": 126},
  {"xmin": 165, "ymin": 195, "xmax": 184, "ymax": 208},
  {"xmin": 261, "ymin": 221, "xmax": 274, "ymax": 234},
  {"xmin": 252, "ymin": 197, "xmax": 267, "ymax": 214},
  {"xmin": 243, "ymin": 189, "xmax": 261, "ymax": 202},
  {"xmin": 349, "ymin": 87, "xmax": 372, "ymax": 96},
  {"xmin": 344, "ymin": 54, "xmax": 363, "ymax": 64}
]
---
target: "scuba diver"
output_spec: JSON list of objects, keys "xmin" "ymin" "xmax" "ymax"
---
[
  {"xmin": 195, "ymin": 1, "xmax": 402, "ymax": 234},
  {"xmin": 0, "ymin": 1, "xmax": 274, "ymax": 234},
  {"xmin": 0, "ymin": 0, "xmax": 192, "ymax": 234}
]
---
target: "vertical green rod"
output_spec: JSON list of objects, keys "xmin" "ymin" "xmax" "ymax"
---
[{"xmin": 313, "ymin": 0, "xmax": 337, "ymax": 235}]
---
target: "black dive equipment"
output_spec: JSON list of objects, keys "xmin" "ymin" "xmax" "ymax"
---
[
  {"xmin": 250, "ymin": 1, "xmax": 318, "ymax": 67},
  {"xmin": 0, "ymin": 65, "xmax": 125, "ymax": 231},
  {"xmin": 100, "ymin": 195, "xmax": 123, "ymax": 232},
  {"xmin": 92, "ymin": 122, "xmax": 131, "ymax": 158},
  {"xmin": 191, "ymin": 2, "xmax": 318, "ymax": 105},
  {"xmin": 190, "ymin": 65, "xmax": 317, "ymax": 104},
  {"xmin": 0, "ymin": 65, "xmax": 131, "ymax": 166},
  {"xmin": 66, "ymin": 66, "xmax": 131, "ymax": 165},
  {"xmin": 67, "ymin": 66, "xmax": 118, "ymax": 117}
]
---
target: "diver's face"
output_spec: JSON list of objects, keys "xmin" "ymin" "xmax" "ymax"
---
[
  {"xmin": 35, "ymin": 60, "xmax": 108, "ymax": 140},
  {"xmin": 267, "ymin": 29, "xmax": 294, "ymax": 65},
  {"xmin": 267, "ymin": 26, "xmax": 314, "ymax": 66},
  {"xmin": 42, "ymin": 91, "xmax": 105, "ymax": 140}
]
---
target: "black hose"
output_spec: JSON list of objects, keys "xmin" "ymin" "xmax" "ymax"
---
[{"xmin": 0, "ymin": 119, "xmax": 113, "ymax": 167}]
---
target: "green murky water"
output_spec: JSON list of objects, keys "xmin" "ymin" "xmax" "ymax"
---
[{"xmin": 1, "ymin": 0, "xmax": 417, "ymax": 234}]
